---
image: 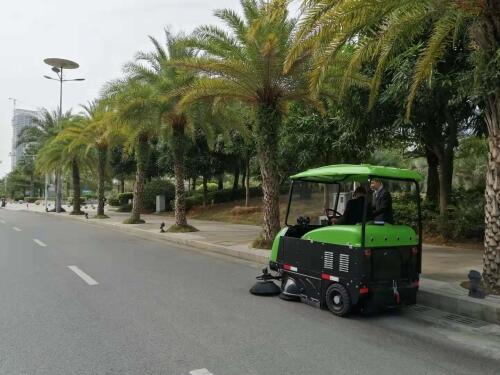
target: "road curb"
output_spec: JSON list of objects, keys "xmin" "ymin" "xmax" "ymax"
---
[
  {"xmin": 418, "ymin": 281, "xmax": 500, "ymax": 325},
  {"xmin": 10, "ymin": 207, "xmax": 499, "ymax": 325}
]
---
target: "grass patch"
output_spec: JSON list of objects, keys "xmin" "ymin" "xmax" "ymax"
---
[
  {"xmin": 460, "ymin": 280, "xmax": 500, "ymax": 296},
  {"xmin": 187, "ymin": 195, "xmax": 289, "ymax": 226},
  {"xmin": 123, "ymin": 217, "xmax": 146, "ymax": 224},
  {"xmin": 166, "ymin": 224, "xmax": 199, "ymax": 233},
  {"xmin": 230, "ymin": 206, "xmax": 261, "ymax": 215},
  {"xmin": 94, "ymin": 214, "xmax": 110, "ymax": 219},
  {"xmin": 252, "ymin": 234, "xmax": 273, "ymax": 250}
]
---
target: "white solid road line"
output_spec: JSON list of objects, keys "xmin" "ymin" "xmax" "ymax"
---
[
  {"xmin": 190, "ymin": 369, "xmax": 214, "ymax": 375},
  {"xmin": 33, "ymin": 239, "xmax": 47, "ymax": 247},
  {"xmin": 67, "ymin": 266, "xmax": 99, "ymax": 286},
  {"xmin": 13, "ymin": 227, "xmax": 21, "ymax": 232}
]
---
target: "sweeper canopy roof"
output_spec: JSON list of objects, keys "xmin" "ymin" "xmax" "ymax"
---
[{"xmin": 291, "ymin": 164, "xmax": 422, "ymax": 183}]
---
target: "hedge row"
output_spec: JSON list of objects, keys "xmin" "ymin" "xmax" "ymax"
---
[
  {"xmin": 181, "ymin": 185, "xmax": 290, "ymax": 211},
  {"xmin": 392, "ymin": 189, "xmax": 484, "ymax": 241},
  {"xmin": 112, "ymin": 184, "xmax": 290, "ymax": 212},
  {"xmin": 24, "ymin": 197, "xmax": 42, "ymax": 203},
  {"xmin": 112, "ymin": 180, "xmax": 176, "ymax": 209}
]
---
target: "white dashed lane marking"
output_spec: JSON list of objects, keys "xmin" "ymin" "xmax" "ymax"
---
[
  {"xmin": 67, "ymin": 266, "xmax": 99, "ymax": 286},
  {"xmin": 33, "ymin": 239, "xmax": 47, "ymax": 247},
  {"xmin": 13, "ymin": 227, "xmax": 21, "ymax": 232},
  {"xmin": 0, "ymin": 219, "xmax": 5, "ymax": 224},
  {"xmin": 190, "ymin": 369, "xmax": 214, "ymax": 375}
]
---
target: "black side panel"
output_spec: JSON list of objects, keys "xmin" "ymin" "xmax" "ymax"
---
[
  {"xmin": 279, "ymin": 237, "xmax": 325, "ymax": 277},
  {"xmin": 279, "ymin": 237, "xmax": 363, "ymax": 279}
]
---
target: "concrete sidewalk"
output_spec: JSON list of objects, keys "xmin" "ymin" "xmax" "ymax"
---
[{"xmin": 4, "ymin": 202, "xmax": 498, "ymax": 324}]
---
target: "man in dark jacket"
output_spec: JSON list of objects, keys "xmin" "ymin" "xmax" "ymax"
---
[
  {"xmin": 334, "ymin": 186, "xmax": 367, "ymax": 225},
  {"xmin": 370, "ymin": 178, "xmax": 394, "ymax": 224}
]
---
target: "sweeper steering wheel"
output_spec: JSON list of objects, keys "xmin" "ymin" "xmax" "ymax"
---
[{"xmin": 325, "ymin": 208, "xmax": 342, "ymax": 222}]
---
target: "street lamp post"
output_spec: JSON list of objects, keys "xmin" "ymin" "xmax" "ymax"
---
[{"xmin": 43, "ymin": 58, "xmax": 84, "ymax": 213}]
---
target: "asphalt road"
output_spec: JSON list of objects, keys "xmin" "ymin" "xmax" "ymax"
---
[{"xmin": 0, "ymin": 209, "xmax": 498, "ymax": 375}]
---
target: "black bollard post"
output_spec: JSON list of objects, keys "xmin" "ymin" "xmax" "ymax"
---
[
  {"xmin": 468, "ymin": 270, "xmax": 485, "ymax": 299},
  {"xmin": 160, "ymin": 222, "xmax": 166, "ymax": 233}
]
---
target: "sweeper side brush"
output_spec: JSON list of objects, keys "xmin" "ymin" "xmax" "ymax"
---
[{"xmin": 249, "ymin": 268, "xmax": 281, "ymax": 296}]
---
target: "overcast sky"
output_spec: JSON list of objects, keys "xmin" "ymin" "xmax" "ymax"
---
[{"xmin": 0, "ymin": 1, "xmax": 300, "ymax": 178}]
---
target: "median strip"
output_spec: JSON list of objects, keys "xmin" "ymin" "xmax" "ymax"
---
[
  {"xmin": 33, "ymin": 239, "xmax": 47, "ymax": 247},
  {"xmin": 67, "ymin": 265, "xmax": 99, "ymax": 286}
]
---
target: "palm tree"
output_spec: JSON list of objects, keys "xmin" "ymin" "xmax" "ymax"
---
[
  {"xmin": 125, "ymin": 30, "xmax": 199, "ymax": 232},
  {"xmin": 291, "ymin": 0, "xmax": 500, "ymax": 287},
  {"xmin": 36, "ymin": 116, "xmax": 88, "ymax": 215},
  {"xmin": 17, "ymin": 108, "xmax": 72, "ymax": 212},
  {"xmin": 103, "ymin": 78, "xmax": 158, "ymax": 224},
  {"xmin": 75, "ymin": 100, "xmax": 119, "ymax": 218},
  {"xmin": 175, "ymin": 0, "xmax": 312, "ymax": 244}
]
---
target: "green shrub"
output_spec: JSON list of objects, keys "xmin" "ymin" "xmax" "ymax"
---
[
  {"xmin": 425, "ymin": 188, "xmax": 485, "ymax": 241},
  {"xmin": 195, "ymin": 182, "xmax": 219, "ymax": 192},
  {"xmin": 14, "ymin": 195, "xmax": 24, "ymax": 201},
  {"xmin": 116, "ymin": 204, "xmax": 132, "ymax": 212},
  {"xmin": 107, "ymin": 195, "xmax": 120, "ymax": 207},
  {"xmin": 144, "ymin": 179, "xmax": 175, "ymax": 210},
  {"xmin": 118, "ymin": 192, "xmax": 134, "ymax": 205},
  {"xmin": 184, "ymin": 194, "xmax": 204, "ymax": 210},
  {"xmin": 176, "ymin": 185, "xmax": 290, "ymax": 212},
  {"xmin": 83, "ymin": 192, "xmax": 96, "ymax": 200},
  {"xmin": 393, "ymin": 189, "xmax": 484, "ymax": 241},
  {"xmin": 24, "ymin": 197, "xmax": 40, "ymax": 203},
  {"xmin": 67, "ymin": 197, "xmax": 85, "ymax": 205}
]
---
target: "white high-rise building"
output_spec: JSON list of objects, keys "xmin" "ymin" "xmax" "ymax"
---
[{"xmin": 10, "ymin": 108, "xmax": 39, "ymax": 170}]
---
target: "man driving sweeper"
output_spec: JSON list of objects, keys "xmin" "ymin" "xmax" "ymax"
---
[{"xmin": 370, "ymin": 178, "xmax": 394, "ymax": 224}]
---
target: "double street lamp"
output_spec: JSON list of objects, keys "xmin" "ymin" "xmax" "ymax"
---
[{"xmin": 42, "ymin": 58, "xmax": 85, "ymax": 212}]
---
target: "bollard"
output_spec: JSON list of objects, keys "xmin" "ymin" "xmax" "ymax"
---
[
  {"xmin": 160, "ymin": 222, "xmax": 166, "ymax": 233},
  {"xmin": 468, "ymin": 270, "xmax": 485, "ymax": 299},
  {"xmin": 85, "ymin": 212, "xmax": 89, "ymax": 219}
]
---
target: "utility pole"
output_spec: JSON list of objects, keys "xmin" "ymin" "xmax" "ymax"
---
[{"xmin": 43, "ymin": 58, "xmax": 84, "ymax": 213}]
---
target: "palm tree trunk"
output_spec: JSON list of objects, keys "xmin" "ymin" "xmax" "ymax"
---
[
  {"xmin": 97, "ymin": 147, "xmax": 107, "ymax": 217},
  {"xmin": 120, "ymin": 178, "xmax": 125, "ymax": 194},
  {"xmin": 55, "ymin": 170, "xmax": 63, "ymax": 213},
  {"xmin": 484, "ymin": 128, "xmax": 500, "ymax": 288},
  {"xmin": 172, "ymin": 122, "xmax": 188, "ymax": 227},
  {"xmin": 70, "ymin": 158, "xmax": 82, "ymax": 214},
  {"xmin": 127, "ymin": 137, "xmax": 148, "ymax": 224},
  {"xmin": 256, "ymin": 103, "xmax": 281, "ymax": 244},
  {"xmin": 477, "ymin": 2, "xmax": 500, "ymax": 288}
]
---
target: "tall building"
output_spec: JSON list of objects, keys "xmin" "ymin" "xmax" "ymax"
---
[{"xmin": 10, "ymin": 108, "xmax": 39, "ymax": 170}]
